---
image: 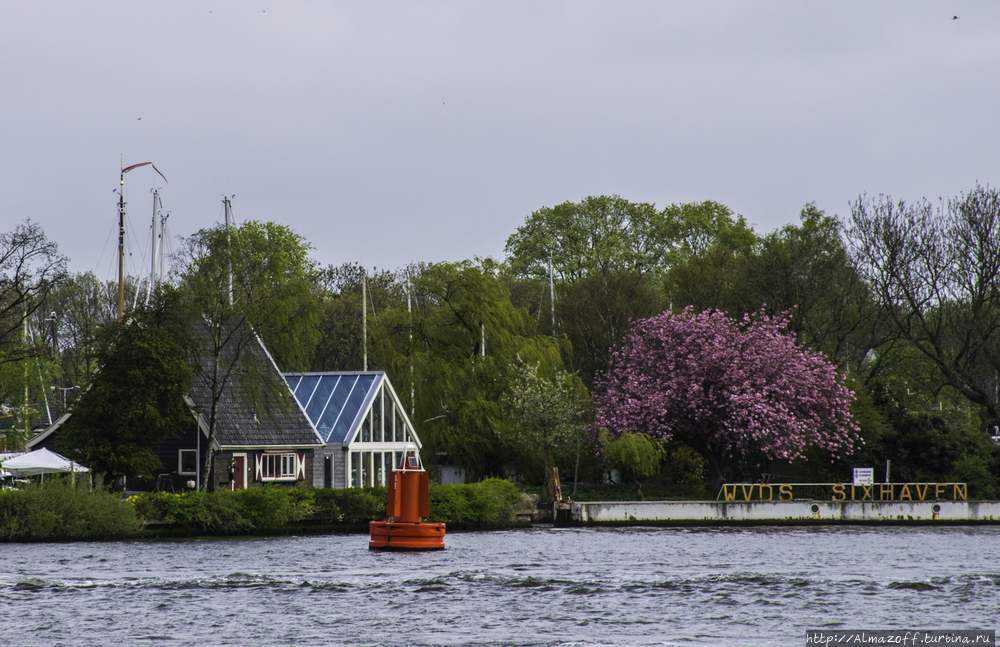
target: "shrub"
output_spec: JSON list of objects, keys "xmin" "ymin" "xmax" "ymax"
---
[
  {"xmin": 428, "ymin": 478, "xmax": 526, "ymax": 524},
  {"xmin": 0, "ymin": 479, "xmax": 140, "ymax": 541},
  {"xmin": 314, "ymin": 487, "xmax": 386, "ymax": 524}
]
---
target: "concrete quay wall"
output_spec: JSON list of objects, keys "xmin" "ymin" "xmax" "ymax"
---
[{"xmin": 564, "ymin": 500, "xmax": 1000, "ymax": 526}]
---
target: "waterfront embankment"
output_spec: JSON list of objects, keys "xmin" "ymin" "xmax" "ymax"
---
[{"xmin": 561, "ymin": 499, "xmax": 1000, "ymax": 526}]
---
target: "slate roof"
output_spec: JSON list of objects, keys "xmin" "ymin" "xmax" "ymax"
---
[{"xmin": 190, "ymin": 331, "xmax": 323, "ymax": 449}]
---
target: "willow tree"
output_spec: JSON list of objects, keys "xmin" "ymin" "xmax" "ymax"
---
[
  {"xmin": 593, "ymin": 308, "xmax": 860, "ymax": 489},
  {"xmin": 376, "ymin": 260, "xmax": 571, "ymax": 481}
]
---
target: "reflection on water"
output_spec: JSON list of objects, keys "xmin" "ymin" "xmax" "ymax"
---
[{"xmin": 0, "ymin": 526, "xmax": 997, "ymax": 646}]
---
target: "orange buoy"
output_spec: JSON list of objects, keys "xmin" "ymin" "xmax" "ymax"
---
[{"xmin": 369, "ymin": 454, "xmax": 446, "ymax": 551}]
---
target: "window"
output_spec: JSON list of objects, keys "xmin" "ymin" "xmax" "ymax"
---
[
  {"xmin": 179, "ymin": 449, "xmax": 197, "ymax": 475},
  {"xmin": 394, "ymin": 405, "xmax": 404, "ymax": 442},
  {"xmin": 259, "ymin": 453, "xmax": 298, "ymax": 481},
  {"xmin": 372, "ymin": 389, "xmax": 383, "ymax": 442}
]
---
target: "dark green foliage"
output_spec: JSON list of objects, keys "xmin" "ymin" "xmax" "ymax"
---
[
  {"xmin": 129, "ymin": 486, "xmax": 322, "ymax": 533},
  {"xmin": 428, "ymin": 478, "xmax": 527, "ymax": 524},
  {"xmin": 311, "ymin": 487, "xmax": 387, "ymax": 524},
  {"xmin": 867, "ymin": 383, "xmax": 1000, "ymax": 498},
  {"xmin": 0, "ymin": 479, "xmax": 140, "ymax": 541},
  {"xmin": 58, "ymin": 286, "xmax": 195, "ymax": 483}
]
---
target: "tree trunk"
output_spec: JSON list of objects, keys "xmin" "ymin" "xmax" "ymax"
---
[
  {"xmin": 572, "ymin": 422, "xmax": 580, "ymax": 500},
  {"xmin": 199, "ymin": 349, "xmax": 222, "ymax": 492},
  {"xmin": 705, "ymin": 452, "xmax": 729, "ymax": 491}
]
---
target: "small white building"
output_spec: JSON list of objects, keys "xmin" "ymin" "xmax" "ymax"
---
[{"xmin": 284, "ymin": 372, "xmax": 421, "ymax": 489}]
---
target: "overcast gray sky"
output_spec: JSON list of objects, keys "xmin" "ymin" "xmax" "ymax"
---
[{"xmin": 2, "ymin": 2, "xmax": 997, "ymax": 282}]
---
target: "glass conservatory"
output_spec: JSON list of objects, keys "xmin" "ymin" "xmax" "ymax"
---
[{"xmin": 284, "ymin": 372, "xmax": 421, "ymax": 488}]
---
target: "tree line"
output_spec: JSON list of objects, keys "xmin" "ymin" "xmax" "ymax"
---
[{"xmin": 2, "ymin": 186, "xmax": 999, "ymax": 497}]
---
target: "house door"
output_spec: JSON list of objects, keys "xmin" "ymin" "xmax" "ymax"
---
[{"xmin": 233, "ymin": 454, "xmax": 247, "ymax": 490}]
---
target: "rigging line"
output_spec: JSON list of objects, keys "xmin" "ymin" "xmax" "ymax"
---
[
  {"xmin": 26, "ymin": 324, "xmax": 53, "ymax": 426},
  {"xmin": 126, "ymin": 209, "xmax": 150, "ymax": 313},
  {"xmin": 95, "ymin": 216, "xmax": 117, "ymax": 283}
]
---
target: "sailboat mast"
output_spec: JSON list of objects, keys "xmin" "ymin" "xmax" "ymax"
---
[
  {"xmin": 150, "ymin": 190, "xmax": 160, "ymax": 294},
  {"xmin": 159, "ymin": 213, "xmax": 169, "ymax": 283},
  {"xmin": 118, "ymin": 165, "xmax": 126, "ymax": 322},
  {"xmin": 116, "ymin": 160, "xmax": 167, "ymax": 321}
]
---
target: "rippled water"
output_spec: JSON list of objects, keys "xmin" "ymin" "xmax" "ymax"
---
[{"xmin": 1, "ymin": 526, "xmax": 997, "ymax": 646}]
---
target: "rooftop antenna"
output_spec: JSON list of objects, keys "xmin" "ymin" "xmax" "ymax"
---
[{"xmin": 117, "ymin": 159, "xmax": 167, "ymax": 321}]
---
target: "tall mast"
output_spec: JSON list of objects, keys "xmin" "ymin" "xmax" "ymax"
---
[
  {"xmin": 158, "ymin": 213, "xmax": 169, "ymax": 283},
  {"xmin": 146, "ymin": 189, "xmax": 161, "ymax": 304},
  {"xmin": 150, "ymin": 190, "xmax": 160, "ymax": 293},
  {"xmin": 118, "ymin": 162, "xmax": 126, "ymax": 322},
  {"xmin": 116, "ymin": 159, "xmax": 167, "ymax": 322}
]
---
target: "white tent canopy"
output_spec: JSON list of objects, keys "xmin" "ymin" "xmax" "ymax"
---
[{"xmin": 0, "ymin": 448, "xmax": 90, "ymax": 477}]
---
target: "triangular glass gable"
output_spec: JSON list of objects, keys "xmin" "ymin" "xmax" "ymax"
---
[{"xmin": 286, "ymin": 372, "xmax": 379, "ymax": 444}]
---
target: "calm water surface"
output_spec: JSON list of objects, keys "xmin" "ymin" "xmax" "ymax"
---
[{"xmin": 0, "ymin": 526, "xmax": 997, "ymax": 646}]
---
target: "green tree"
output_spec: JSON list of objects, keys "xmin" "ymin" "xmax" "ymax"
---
[
  {"xmin": 504, "ymin": 360, "xmax": 587, "ymax": 496},
  {"xmin": 556, "ymin": 271, "xmax": 660, "ymax": 384},
  {"xmin": 735, "ymin": 205, "xmax": 886, "ymax": 377},
  {"xmin": 309, "ymin": 263, "xmax": 403, "ymax": 372},
  {"xmin": 506, "ymin": 197, "xmax": 755, "ymax": 386},
  {"xmin": 376, "ymin": 260, "xmax": 570, "ymax": 481},
  {"xmin": 178, "ymin": 219, "xmax": 320, "ymax": 490},
  {"xmin": 504, "ymin": 195, "xmax": 672, "ymax": 282},
  {"xmin": 599, "ymin": 430, "xmax": 663, "ymax": 501},
  {"xmin": 58, "ymin": 287, "xmax": 195, "ymax": 485}
]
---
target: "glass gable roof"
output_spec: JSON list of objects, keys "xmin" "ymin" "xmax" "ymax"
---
[{"xmin": 285, "ymin": 372, "xmax": 385, "ymax": 444}]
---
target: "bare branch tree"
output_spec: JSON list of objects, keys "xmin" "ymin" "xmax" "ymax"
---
[{"xmin": 847, "ymin": 184, "xmax": 1000, "ymax": 422}]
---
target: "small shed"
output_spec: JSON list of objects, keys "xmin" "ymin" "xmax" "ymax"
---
[{"xmin": 284, "ymin": 372, "xmax": 421, "ymax": 489}]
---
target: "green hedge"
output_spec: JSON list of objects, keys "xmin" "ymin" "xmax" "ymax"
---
[
  {"xmin": 128, "ymin": 486, "xmax": 322, "ymax": 534},
  {"xmin": 0, "ymin": 479, "xmax": 140, "ymax": 541},
  {"xmin": 428, "ymin": 478, "xmax": 529, "ymax": 524},
  {"xmin": 0, "ymin": 479, "xmax": 532, "ymax": 542}
]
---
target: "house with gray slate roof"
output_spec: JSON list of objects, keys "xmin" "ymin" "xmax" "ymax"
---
[
  {"xmin": 29, "ymin": 333, "xmax": 324, "ymax": 492},
  {"xmin": 284, "ymin": 372, "xmax": 422, "ymax": 489}
]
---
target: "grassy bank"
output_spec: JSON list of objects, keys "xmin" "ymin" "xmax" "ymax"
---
[{"xmin": 0, "ymin": 477, "xmax": 534, "ymax": 542}]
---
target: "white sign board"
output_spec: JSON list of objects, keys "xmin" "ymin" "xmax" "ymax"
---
[{"xmin": 853, "ymin": 468, "xmax": 874, "ymax": 486}]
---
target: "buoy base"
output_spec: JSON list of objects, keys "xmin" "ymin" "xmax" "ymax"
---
[{"xmin": 369, "ymin": 520, "xmax": 446, "ymax": 551}]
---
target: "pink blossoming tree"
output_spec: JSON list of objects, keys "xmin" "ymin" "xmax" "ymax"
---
[{"xmin": 593, "ymin": 308, "xmax": 860, "ymax": 489}]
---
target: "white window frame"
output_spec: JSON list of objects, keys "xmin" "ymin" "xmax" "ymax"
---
[
  {"xmin": 259, "ymin": 452, "xmax": 299, "ymax": 482},
  {"xmin": 178, "ymin": 449, "xmax": 197, "ymax": 475}
]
